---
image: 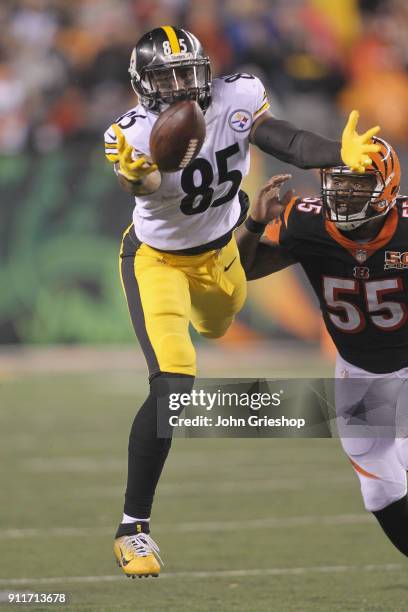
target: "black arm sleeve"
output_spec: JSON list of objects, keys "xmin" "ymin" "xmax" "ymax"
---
[{"xmin": 252, "ymin": 116, "xmax": 342, "ymax": 169}]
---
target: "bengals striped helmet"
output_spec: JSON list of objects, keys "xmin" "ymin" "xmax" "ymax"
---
[{"xmin": 321, "ymin": 137, "xmax": 401, "ymax": 230}]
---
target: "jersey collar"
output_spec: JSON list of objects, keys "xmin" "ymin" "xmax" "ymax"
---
[{"xmin": 324, "ymin": 207, "xmax": 398, "ymax": 262}]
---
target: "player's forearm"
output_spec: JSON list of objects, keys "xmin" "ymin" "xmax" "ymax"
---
[
  {"xmin": 251, "ymin": 116, "xmax": 342, "ymax": 169},
  {"xmin": 236, "ymin": 225, "xmax": 295, "ymax": 279},
  {"xmin": 245, "ymin": 240, "xmax": 296, "ymax": 280},
  {"xmin": 117, "ymin": 172, "xmax": 142, "ymax": 195},
  {"xmin": 235, "ymin": 223, "xmax": 264, "ymax": 274},
  {"xmin": 116, "ymin": 166, "xmax": 161, "ymax": 196}
]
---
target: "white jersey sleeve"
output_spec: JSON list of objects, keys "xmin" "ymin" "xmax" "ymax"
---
[
  {"xmin": 104, "ymin": 125, "xmax": 118, "ymax": 162},
  {"xmin": 252, "ymin": 77, "xmax": 270, "ymax": 120},
  {"xmin": 104, "ymin": 106, "xmax": 154, "ymax": 163},
  {"xmin": 215, "ymin": 73, "xmax": 270, "ymax": 131}
]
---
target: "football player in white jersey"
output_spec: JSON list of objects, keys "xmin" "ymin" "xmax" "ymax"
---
[{"xmin": 105, "ymin": 26, "xmax": 381, "ymax": 577}]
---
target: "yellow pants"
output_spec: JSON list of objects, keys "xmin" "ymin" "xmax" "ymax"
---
[{"xmin": 120, "ymin": 226, "xmax": 247, "ymax": 377}]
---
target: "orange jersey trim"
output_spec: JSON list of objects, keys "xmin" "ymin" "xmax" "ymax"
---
[
  {"xmin": 324, "ymin": 207, "xmax": 398, "ymax": 262},
  {"xmin": 265, "ymin": 196, "xmax": 299, "ymax": 244},
  {"xmin": 266, "ymin": 219, "xmax": 281, "ymax": 243},
  {"xmin": 349, "ymin": 458, "xmax": 380, "ymax": 480},
  {"xmin": 284, "ymin": 196, "xmax": 299, "ymax": 227}
]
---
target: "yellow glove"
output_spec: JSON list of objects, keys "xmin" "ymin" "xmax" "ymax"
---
[
  {"xmin": 106, "ymin": 124, "xmax": 158, "ymax": 182},
  {"xmin": 341, "ymin": 110, "xmax": 381, "ymax": 172}
]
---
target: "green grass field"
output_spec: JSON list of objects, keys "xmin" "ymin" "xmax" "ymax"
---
[{"xmin": 0, "ymin": 353, "xmax": 406, "ymax": 612}]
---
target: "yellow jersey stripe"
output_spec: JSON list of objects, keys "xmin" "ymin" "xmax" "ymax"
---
[
  {"xmin": 161, "ymin": 25, "xmax": 181, "ymax": 54},
  {"xmin": 120, "ymin": 224, "xmax": 134, "ymax": 258},
  {"xmin": 253, "ymin": 100, "xmax": 270, "ymax": 118},
  {"xmin": 106, "ymin": 154, "xmax": 118, "ymax": 162}
]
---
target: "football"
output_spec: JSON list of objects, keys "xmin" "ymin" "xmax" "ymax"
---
[{"xmin": 149, "ymin": 100, "xmax": 206, "ymax": 173}]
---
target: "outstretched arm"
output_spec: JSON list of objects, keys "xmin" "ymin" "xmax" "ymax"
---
[
  {"xmin": 236, "ymin": 174, "xmax": 297, "ymax": 280},
  {"xmin": 250, "ymin": 110, "xmax": 380, "ymax": 171},
  {"xmin": 105, "ymin": 124, "xmax": 161, "ymax": 195},
  {"xmin": 241, "ymin": 239, "xmax": 296, "ymax": 280}
]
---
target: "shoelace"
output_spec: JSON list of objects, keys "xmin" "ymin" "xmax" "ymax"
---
[{"xmin": 124, "ymin": 533, "xmax": 164, "ymax": 565}]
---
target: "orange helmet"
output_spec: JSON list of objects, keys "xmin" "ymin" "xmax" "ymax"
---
[
  {"xmin": 367, "ymin": 137, "xmax": 401, "ymax": 213},
  {"xmin": 321, "ymin": 137, "xmax": 401, "ymax": 230}
]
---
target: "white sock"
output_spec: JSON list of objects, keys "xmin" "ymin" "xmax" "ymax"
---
[{"xmin": 122, "ymin": 513, "xmax": 151, "ymax": 524}]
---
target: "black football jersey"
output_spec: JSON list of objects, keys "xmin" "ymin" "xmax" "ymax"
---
[{"xmin": 266, "ymin": 196, "xmax": 408, "ymax": 373}]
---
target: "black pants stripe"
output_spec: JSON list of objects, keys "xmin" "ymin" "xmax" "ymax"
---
[{"xmin": 120, "ymin": 226, "xmax": 160, "ymax": 378}]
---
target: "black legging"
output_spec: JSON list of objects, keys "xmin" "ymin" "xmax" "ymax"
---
[
  {"xmin": 373, "ymin": 495, "xmax": 408, "ymax": 557},
  {"xmin": 124, "ymin": 372, "xmax": 194, "ymax": 519}
]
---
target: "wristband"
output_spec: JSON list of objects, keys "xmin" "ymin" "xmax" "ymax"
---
[{"xmin": 244, "ymin": 216, "xmax": 267, "ymax": 234}]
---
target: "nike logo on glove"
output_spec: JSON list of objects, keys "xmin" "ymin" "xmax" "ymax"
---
[{"xmin": 224, "ymin": 257, "xmax": 237, "ymax": 272}]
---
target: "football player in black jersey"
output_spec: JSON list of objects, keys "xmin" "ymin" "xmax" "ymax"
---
[{"xmin": 237, "ymin": 137, "xmax": 408, "ymax": 559}]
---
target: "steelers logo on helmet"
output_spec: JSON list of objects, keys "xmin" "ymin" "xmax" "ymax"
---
[
  {"xmin": 228, "ymin": 109, "xmax": 253, "ymax": 133},
  {"xmin": 128, "ymin": 26, "xmax": 212, "ymax": 113},
  {"xmin": 321, "ymin": 137, "xmax": 401, "ymax": 231}
]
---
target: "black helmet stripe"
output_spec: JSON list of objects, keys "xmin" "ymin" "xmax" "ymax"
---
[
  {"xmin": 390, "ymin": 148, "xmax": 395, "ymax": 173},
  {"xmin": 375, "ymin": 137, "xmax": 393, "ymax": 176},
  {"xmin": 384, "ymin": 141, "xmax": 395, "ymax": 174},
  {"xmin": 383, "ymin": 151, "xmax": 388, "ymax": 177},
  {"xmin": 370, "ymin": 156, "xmax": 380, "ymax": 173}
]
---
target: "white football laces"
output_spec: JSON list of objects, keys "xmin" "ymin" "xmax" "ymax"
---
[{"xmin": 124, "ymin": 533, "xmax": 164, "ymax": 565}]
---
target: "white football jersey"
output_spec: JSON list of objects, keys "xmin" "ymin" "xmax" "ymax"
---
[{"xmin": 104, "ymin": 74, "xmax": 270, "ymax": 251}]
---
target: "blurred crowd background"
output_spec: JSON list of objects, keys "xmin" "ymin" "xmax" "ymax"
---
[
  {"xmin": 2, "ymin": 0, "xmax": 408, "ymax": 154},
  {"xmin": 2, "ymin": 0, "xmax": 408, "ymax": 347}
]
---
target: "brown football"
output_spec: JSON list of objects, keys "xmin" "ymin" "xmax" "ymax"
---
[{"xmin": 149, "ymin": 100, "xmax": 206, "ymax": 173}]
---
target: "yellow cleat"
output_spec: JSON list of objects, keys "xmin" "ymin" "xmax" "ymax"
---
[{"xmin": 114, "ymin": 532, "xmax": 162, "ymax": 578}]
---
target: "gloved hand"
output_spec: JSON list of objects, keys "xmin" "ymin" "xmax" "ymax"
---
[
  {"xmin": 106, "ymin": 124, "xmax": 158, "ymax": 182},
  {"xmin": 341, "ymin": 110, "xmax": 380, "ymax": 173}
]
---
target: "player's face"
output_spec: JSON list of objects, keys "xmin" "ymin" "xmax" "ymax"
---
[
  {"xmin": 326, "ymin": 173, "xmax": 377, "ymax": 217},
  {"xmin": 149, "ymin": 65, "xmax": 207, "ymax": 97}
]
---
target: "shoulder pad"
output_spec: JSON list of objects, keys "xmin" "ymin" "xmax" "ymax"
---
[
  {"xmin": 269, "ymin": 196, "xmax": 323, "ymax": 243},
  {"xmin": 114, "ymin": 107, "xmax": 147, "ymax": 129},
  {"xmin": 104, "ymin": 105, "xmax": 151, "ymax": 161},
  {"xmin": 293, "ymin": 197, "xmax": 324, "ymax": 218},
  {"xmin": 215, "ymin": 74, "xmax": 270, "ymax": 122}
]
